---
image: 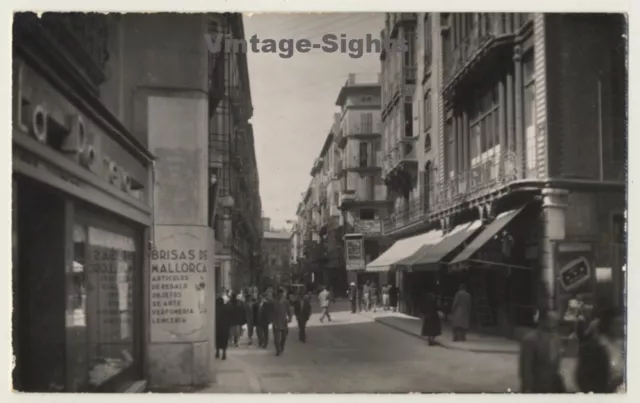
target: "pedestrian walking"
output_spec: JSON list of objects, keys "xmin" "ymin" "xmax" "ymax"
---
[
  {"xmin": 215, "ymin": 296, "xmax": 230, "ymax": 360},
  {"xmin": 294, "ymin": 291, "xmax": 312, "ymax": 342},
  {"xmin": 256, "ymin": 293, "xmax": 273, "ymax": 348},
  {"xmin": 222, "ymin": 287, "xmax": 231, "ymax": 304},
  {"xmin": 389, "ymin": 284, "xmax": 399, "ymax": 312},
  {"xmin": 348, "ymin": 282, "xmax": 358, "ymax": 314},
  {"xmin": 576, "ymin": 306, "xmax": 625, "ymax": 393},
  {"xmin": 382, "ymin": 284, "xmax": 390, "ymax": 311},
  {"xmin": 318, "ymin": 286, "xmax": 332, "ymax": 322},
  {"xmin": 451, "ymin": 284, "xmax": 471, "ymax": 341},
  {"xmin": 272, "ymin": 288, "xmax": 293, "ymax": 356},
  {"xmin": 370, "ymin": 282, "xmax": 379, "ymax": 313},
  {"xmin": 244, "ymin": 293, "xmax": 258, "ymax": 345},
  {"xmin": 519, "ymin": 310, "xmax": 566, "ymax": 393},
  {"xmin": 363, "ymin": 281, "xmax": 371, "ymax": 311},
  {"xmin": 420, "ymin": 292, "xmax": 442, "ymax": 346},
  {"xmin": 228, "ymin": 292, "xmax": 245, "ymax": 347}
]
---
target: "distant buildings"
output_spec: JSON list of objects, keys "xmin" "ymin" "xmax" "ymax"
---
[
  {"xmin": 260, "ymin": 217, "xmax": 292, "ymax": 287},
  {"xmin": 293, "ymin": 73, "xmax": 387, "ymax": 294}
]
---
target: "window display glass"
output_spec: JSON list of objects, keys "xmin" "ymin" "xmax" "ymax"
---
[{"xmin": 66, "ymin": 216, "xmax": 138, "ymax": 391}]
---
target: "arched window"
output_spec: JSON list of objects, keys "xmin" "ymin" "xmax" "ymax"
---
[{"xmin": 424, "ymin": 133, "xmax": 432, "ymax": 152}]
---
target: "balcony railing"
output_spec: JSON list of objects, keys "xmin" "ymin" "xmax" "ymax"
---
[
  {"xmin": 383, "ymin": 142, "xmax": 418, "ymax": 177},
  {"xmin": 444, "ymin": 13, "xmax": 532, "ymax": 84},
  {"xmin": 345, "ymin": 155, "xmax": 382, "ymax": 170},
  {"xmin": 346, "ymin": 123, "xmax": 382, "ymax": 136},
  {"xmin": 383, "ymin": 151, "xmax": 536, "ymax": 234}
]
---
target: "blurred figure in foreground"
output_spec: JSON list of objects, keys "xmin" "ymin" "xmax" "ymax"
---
[
  {"xmin": 576, "ymin": 306, "xmax": 625, "ymax": 393},
  {"xmin": 519, "ymin": 310, "xmax": 566, "ymax": 393}
]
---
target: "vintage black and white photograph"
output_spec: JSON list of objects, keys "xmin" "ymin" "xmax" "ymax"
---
[{"xmin": 9, "ymin": 2, "xmax": 629, "ymax": 395}]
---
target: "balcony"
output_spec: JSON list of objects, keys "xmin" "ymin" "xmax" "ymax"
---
[
  {"xmin": 344, "ymin": 155, "xmax": 382, "ymax": 173},
  {"xmin": 345, "ymin": 123, "xmax": 382, "ymax": 138},
  {"xmin": 353, "ymin": 219, "xmax": 383, "ymax": 237},
  {"xmin": 383, "ymin": 141, "xmax": 418, "ymax": 179},
  {"xmin": 443, "ymin": 13, "xmax": 533, "ymax": 95},
  {"xmin": 339, "ymin": 189, "xmax": 389, "ymax": 210},
  {"xmin": 382, "ymin": 150, "xmax": 536, "ymax": 234},
  {"xmin": 383, "ymin": 197, "xmax": 425, "ymax": 234},
  {"xmin": 334, "ymin": 128, "xmax": 347, "ymax": 149},
  {"xmin": 229, "ymin": 86, "xmax": 253, "ymax": 122},
  {"xmin": 311, "ymin": 157, "xmax": 324, "ymax": 176}
]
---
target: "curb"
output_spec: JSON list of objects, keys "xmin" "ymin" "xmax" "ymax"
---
[{"xmin": 370, "ymin": 315, "xmax": 518, "ymax": 355}]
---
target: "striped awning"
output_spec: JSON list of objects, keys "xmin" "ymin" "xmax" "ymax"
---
[
  {"xmin": 394, "ymin": 220, "xmax": 483, "ymax": 271},
  {"xmin": 448, "ymin": 206, "xmax": 528, "ymax": 268},
  {"xmin": 365, "ymin": 229, "xmax": 444, "ymax": 273}
]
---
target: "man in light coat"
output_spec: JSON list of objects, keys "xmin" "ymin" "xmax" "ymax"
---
[
  {"xmin": 451, "ymin": 283, "xmax": 471, "ymax": 341},
  {"xmin": 318, "ymin": 286, "xmax": 332, "ymax": 322}
]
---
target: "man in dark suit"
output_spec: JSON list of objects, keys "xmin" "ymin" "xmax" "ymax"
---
[
  {"xmin": 256, "ymin": 293, "xmax": 273, "ymax": 348},
  {"xmin": 294, "ymin": 291, "xmax": 312, "ymax": 342}
]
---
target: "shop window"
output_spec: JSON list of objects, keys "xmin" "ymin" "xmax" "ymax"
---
[{"xmin": 67, "ymin": 219, "xmax": 138, "ymax": 391}]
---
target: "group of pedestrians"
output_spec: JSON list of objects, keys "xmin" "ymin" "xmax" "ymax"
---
[
  {"xmin": 348, "ymin": 281, "xmax": 399, "ymax": 314},
  {"xmin": 215, "ymin": 286, "xmax": 314, "ymax": 358},
  {"xmin": 419, "ymin": 284, "xmax": 472, "ymax": 346}
]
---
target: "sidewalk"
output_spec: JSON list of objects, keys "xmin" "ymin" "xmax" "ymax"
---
[
  {"xmin": 360, "ymin": 309, "xmax": 579, "ymax": 392},
  {"xmin": 359, "ymin": 309, "xmax": 519, "ymax": 354}
]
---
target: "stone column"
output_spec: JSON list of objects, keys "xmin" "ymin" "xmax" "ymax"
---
[
  {"xmin": 514, "ymin": 45, "xmax": 524, "ymax": 179},
  {"xmin": 506, "ymin": 66, "xmax": 515, "ymax": 154},
  {"xmin": 147, "ymin": 93, "xmax": 215, "ymax": 389},
  {"xmin": 540, "ymin": 188, "xmax": 569, "ymax": 311},
  {"xmin": 498, "ymin": 77, "xmax": 507, "ymax": 158}
]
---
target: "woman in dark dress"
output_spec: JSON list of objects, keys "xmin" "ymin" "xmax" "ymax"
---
[
  {"xmin": 215, "ymin": 296, "xmax": 230, "ymax": 360},
  {"xmin": 420, "ymin": 292, "xmax": 442, "ymax": 346}
]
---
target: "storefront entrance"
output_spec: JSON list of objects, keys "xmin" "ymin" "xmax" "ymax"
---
[{"xmin": 13, "ymin": 177, "xmax": 145, "ymax": 392}]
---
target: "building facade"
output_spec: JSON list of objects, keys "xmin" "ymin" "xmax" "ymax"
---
[
  {"xmin": 12, "ymin": 12, "xmax": 260, "ymax": 393},
  {"xmin": 208, "ymin": 14, "xmax": 263, "ymax": 293},
  {"xmin": 335, "ymin": 74, "xmax": 390, "ymax": 288},
  {"xmin": 372, "ymin": 13, "xmax": 626, "ymax": 335},
  {"xmin": 261, "ymin": 217, "xmax": 293, "ymax": 287}
]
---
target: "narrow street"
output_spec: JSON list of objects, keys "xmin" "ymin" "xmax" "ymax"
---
[{"xmin": 202, "ymin": 300, "xmax": 523, "ymax": 393}]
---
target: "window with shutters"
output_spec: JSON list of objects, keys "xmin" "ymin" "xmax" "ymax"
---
[
  {"xmin": 424, "ymin": 14, "xmax": 433, "ymax": 69},
  {"xmin": 359, "ymin": 142, "xmax": 369, "ymax": 167},
  {"xmin": 404, "ymin": 103, "xmax": 413, "ymax": 138},
  {"xmin": 361, "ymin": 113, "xmax": 373, "ymax": 133},
  {"xmin": 424, "ymin": 133, "xmax": 432, "ymax": 152},
  {"xmin": 423, "ymin": 89, "xmax": 432, "ymax": 131},
  {"xmin": 469, "ymin": 81, "xmax": 500, "ymax": 165}
]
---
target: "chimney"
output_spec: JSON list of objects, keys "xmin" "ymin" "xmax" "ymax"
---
[
  {"xmin": 262, "ymin": 217, "xmax": 271, "ymax": 232},
  {"xmin": 347, "ymin": 73, "xmax": 356, "ymax": 85}
]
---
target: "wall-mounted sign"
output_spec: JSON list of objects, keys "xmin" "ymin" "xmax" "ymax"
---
[
  {"xmin": 150, "ymin": 228, "xmax": 212, "ymax": 343},
  {"xmin": 354, "ymin": 219, "xmax": 382, "ymax": 236},
  {"xmin": 13, "ymin": 60, "xmax": 145, "ymax": 199},
  {"xmin": 345, "ymin": 234, "xmax": 364, "ymax": 271},
  {"xmin": 559, "ymin": 256, "xmax": 591, "ymax": 292}
]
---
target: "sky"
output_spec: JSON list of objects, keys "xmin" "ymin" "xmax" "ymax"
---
[{"xmin": 243, "ymin": 12, "xmax": 385, "ymax": 229}]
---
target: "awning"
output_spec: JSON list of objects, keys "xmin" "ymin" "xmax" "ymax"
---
[
  {"xmin": 365, "ymin": 229, "xmax": 444, "ymax": 272},
  {"xmin": 448, "ymin": 206, "xmax": 527, "ymax": 266},
  {"xmin": 395, "ymin": 220, "xmax": 483, "ymax": 271}
]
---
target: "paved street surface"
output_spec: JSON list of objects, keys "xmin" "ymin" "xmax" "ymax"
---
[{"xmin": 201, "ymin": 300, "xmax": 537, "ymax": 393}]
